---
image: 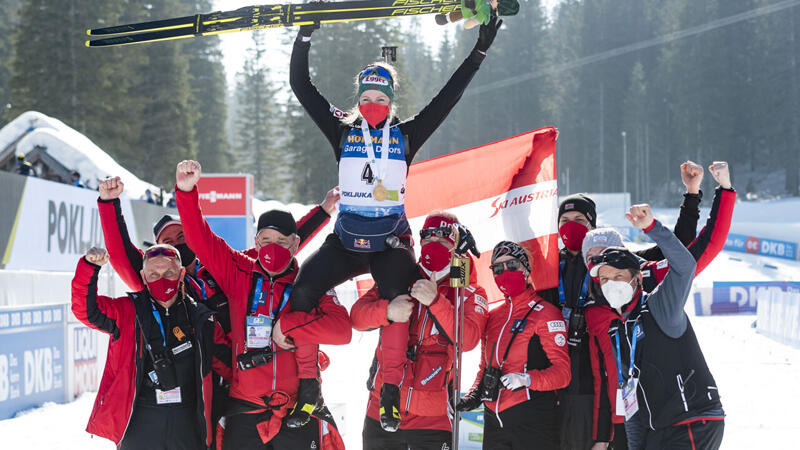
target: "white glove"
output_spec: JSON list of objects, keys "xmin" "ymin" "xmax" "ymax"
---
[{"xmin": 500, "ymin": 372, "xmax": 531, "ymax": 390}]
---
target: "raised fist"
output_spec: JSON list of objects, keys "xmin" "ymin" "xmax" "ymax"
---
[
  {"xmin": 625, "ymin": 204, "xmax": 655, "ymax": 230},
  {"xmin": 99, "ymin": 176, "xmax": 124, "ymax": 201},
  {"xmin": 176, "ymin": 160, "xmax": 202, "ymax": 192},
  {"xmin": 85, "ymin": 247, "xmax": 109, "ymax": 266},
  {"xmin": 321, "ymin": 186, "xmax": 340, "ymax": 215},
  {"xmin": 708, "ymin": 161, "xmax": 731, "ymax": 190},
  {"xmin": 680, "ymin": 161, "xmax": 704, "ymax": 194}
]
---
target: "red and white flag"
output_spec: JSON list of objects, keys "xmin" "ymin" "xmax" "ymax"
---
[{"xmin": 405, "ymin": 127, "xmax": 560, "ymax": 303}]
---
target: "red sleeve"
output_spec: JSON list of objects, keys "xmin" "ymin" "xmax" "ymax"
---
[
  {"xmin": 586, "ymin": 306, "xmax": 620, "ymax": 442},
  {"xmin": 349, "ymin": 285, "xmax": 390, "ymax": 331},
  {"xmin": 98, "ymin": 198, "xmax": 146, "ymax": 291},
  {"xmin": 175, "ymin": 186, "xmax": 252, "ymax": 296},
  {"xmin": 296, "ymin": 205, "xmax": 330, "ymax": 251},
  {"xmin": 527, "ymin": 307, "xmax": 571, "ymax": 391},
  {"xmin": 428, "ymin": 285, "xmax": 489, "ymax": 353},
  {"xmin": 690, "ymin": 187, "xmax": 736, "ymax": 275},
  {"xmin": 466, "ymin": 320, "xmax": 490, "ymax": 393},
  {"xmin": 71, "ymin": 258, "xmax": 128, "ymax": 339},
  {"xmin": 280, "ymin": 293, "xmax": 352, "ymax": 345},
  {"xmin": 212, "ymin": 320, "xmax": 232, "ymax": 382}
]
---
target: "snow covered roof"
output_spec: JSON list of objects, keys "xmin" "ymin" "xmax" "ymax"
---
[{"xmin": 0, "ymin": 111, "xmax": 158, "ymax": 198}]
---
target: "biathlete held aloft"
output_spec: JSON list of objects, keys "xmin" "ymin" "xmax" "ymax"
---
[{"xmin": 288, "ymin": 17, "xmax": 503, "ymax": 431}]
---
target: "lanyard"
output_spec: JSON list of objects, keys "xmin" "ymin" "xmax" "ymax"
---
[
  {"xmin": 558, "ymin": 259, "xmax": 590, "ymax": 307},
  {"xmin": 360, "ymin": 118, "xmax": 391, "ymax": 181},
  {"xmin": 249, "ymin": 275, "xmax": 293, "ymax": 317},
  {"xmin": 150, "ymin": 302, "xmax": 167, "ymax": 348},
  {"xmin": 612, "ymin": 295, "xmax": 646, "ymax": 387}
]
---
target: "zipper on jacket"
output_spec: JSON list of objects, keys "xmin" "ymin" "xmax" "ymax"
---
[
  {"xmin": 493, "ymin": 301, "xmax": 513, "ymax": 429},
  {"xmin": 405, "ymin": 386, "xmax": 413, "ymax": 413},
  {"xmin": 119, "ymin": 325, "xmax": 142, "ymax": 447},
  {"xmin": 676, "ymin": 369, "xmax": 695, "ymax": 412}
]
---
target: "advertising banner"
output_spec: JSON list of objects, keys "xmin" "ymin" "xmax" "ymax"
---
[
  {"xmin": 2, "ymin": 177, "xmax": 137, "ymax": 271},
  {"xmin": 0, "ymin": 304, "xmax": 66, "ymax": 420},
  {"xmin": 197, "ymin": 174, "xmax": 254, "ymax": 252},
  {"xmin": 693, "ymin": 281, "xmax": 800, "ymax": 316},
  {"xmin": 724, "ymin": 233, "xmax": 798, "ymax": 261},
  {"xmin": 66, "ymin": 323, "xmax": 101, "ymax": 400}
]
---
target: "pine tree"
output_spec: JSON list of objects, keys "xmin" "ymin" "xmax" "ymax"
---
[
  {"xmin": 0, "ymin": 0, "xmax": 22, "ymax": 128},
  {"xmin": 232, "ymin": 31, "xmax": 286, "ymax": 200}
]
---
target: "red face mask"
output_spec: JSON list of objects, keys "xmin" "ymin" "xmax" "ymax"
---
[
  {"xmin": 147, "ymin": 277, "xmax": 181, "ymax": 302},
  {"xmin": 259, "ymin": 243, "xmax": 292, "ymax": 273},
  {"xmin": 494, "ymin": 270, "xmax": 527, "ymax": 297},
  {"xmin": 559, "ymin": 220, "xmax": 589, "ymax": 252},
  {"xmin": 359, "ymin": 103, "xmax": 390, "ymax": 127},
  {"xmin": 420, "ymin": 241, "xmax": 452, "ymax": 272}
]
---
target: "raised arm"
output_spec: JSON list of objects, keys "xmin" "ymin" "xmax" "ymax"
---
[
  {"xmin": 97, "ymin": 176, "xmax": 146, "ymax": 291},
  {"xmin": 400, "ymin": 19, "xmax": 502, "ymax": 159},
  {"xmin": 628, "ymin": 205, "xmax": 696, "ymax": 339},
  {"xmin": 175, "ymin": 160, "xmax": 251, "ymax": 296},
  {"xmin": 296, "ymin": 186, "xmax": 338, "ymax": 250},
  {"xmin": 71, "ymin": 248, "xmax": 128, "ymax": 340},
  {"xmin": 289, "ymin": 27, "xmax": 345, "ymax": 153}
]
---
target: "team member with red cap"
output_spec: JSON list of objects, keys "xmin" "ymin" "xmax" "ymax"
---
[
  {"xmin": 458, "ymin": 241, "xmax": 571, "ymax": 449},
  {"xmin": 174, "ymin": 160, "xmax": 351, "ymax": 449},
  {"xmin": 71, "ymin": 244, "xmax": 217, "ymax": 449},
  {"xmin": 351, "ymin": 211, "xmax": 489, "ymax": 447}
]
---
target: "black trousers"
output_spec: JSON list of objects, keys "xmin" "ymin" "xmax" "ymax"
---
[
  {"xmin": 362, "ymin": 417, "xmax": 452, "ymax": 450},
  {"xmin": 645, "ymin": 419, "xmax": 724, "ymax": 450},
  {"xmin": 221, "ymin": 411, "xmax": 323, "ymax": 450},
  {"xmin": 290, "ymin": 233, "xmax": 418, "ymax": 312},
  {"xmin": 483, "ymin": 399, "xmax": 561, "ymax": 450},
  {"xmin": 120, "ymin": 404, "xmax": 202, "ymax": 450}
]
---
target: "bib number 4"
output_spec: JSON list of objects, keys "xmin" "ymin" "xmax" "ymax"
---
[{"xmin": 361, "ymin": 162, "xmax": 376, "ymax": 185}]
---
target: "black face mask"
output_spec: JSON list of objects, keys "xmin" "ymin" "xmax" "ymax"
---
[{"xmin": 175, "ymin": 243, "xmax": 196, "ymax": 267}]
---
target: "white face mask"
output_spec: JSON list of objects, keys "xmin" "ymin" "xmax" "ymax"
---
[{"xmin": 601, "ymin": 278, "xmax": 637, "ymax": 309}]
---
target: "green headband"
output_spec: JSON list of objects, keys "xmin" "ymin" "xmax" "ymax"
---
[{"xmin": 357, "ymin": 67, "xmax": 394, "ymax": 100}]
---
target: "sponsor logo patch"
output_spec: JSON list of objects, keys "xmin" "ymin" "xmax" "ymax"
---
[
  {"xmin": 555, "ymin": 334, "xmax": 566, "ymax": 347},
  {"xmin": 420, "ymin": 365, "xmax": 443, "ymax": 385},
  {"xmin": 529, "ymin": 300, "xmax": 544, "ymax": 311},
  {"xmin": 354, "ymin": 238, "xmax": 371, "ymax": 249},
  {"xmin": 656, "ymin": 260, "xmax": 669, "ymax": 270},
  {"xmin": 362, "ymin": 75, "xmax": 389, "ymax": 86},
  {"xmin": 547, "ymin": 320, "xmax": 567, "ymax": 333},
  {"xmin": 474, "ymin": 294, "xmax": 488, "ymax": 311}
]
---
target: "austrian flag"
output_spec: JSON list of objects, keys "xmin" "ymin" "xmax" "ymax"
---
[{"xmin": 404, "ymin": 127, "xmax": 560, "ymax": 303}]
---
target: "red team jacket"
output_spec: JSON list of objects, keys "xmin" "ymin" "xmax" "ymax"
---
[
  {"xmin": 71, "ymin": 258, "xmax": 217, "ymax": 447},
  {"xmin": 585, "ymin": 187, "xmax": 736, "ymax": 442},
  {"xmin": 176, "ymin": 186, "xmax": 351, "ymax": 445},
  {"xmin": 477, "ymin": 288, "xmax": 571, "ymax": 414},
  {"xmin": 351, "ymin": 264, "xmax": 489, "ymax": 431}
]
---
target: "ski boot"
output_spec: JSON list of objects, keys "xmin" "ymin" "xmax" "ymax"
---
[
  {"xmin": 286, "ymin": 378, "xmax": 321, "ymax": 428},
  {"xmin": 379, "ymin": 383, "xmax": 401, "ymax": 432}
]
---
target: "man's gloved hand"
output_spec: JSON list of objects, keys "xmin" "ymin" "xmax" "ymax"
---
[
  {"xmin": 500, "ymin": 372, "xmax": 531, "ymax": 390},
  {"xmin": 456, "ymin": 389, "xmax": 483, "ymax": 411},
  {"xmin": 474, "ymin": 16, "xmax": 503, "ymax": 53},
  {"xmin": 454, "ymin": 224, "xmax": 480, "ymax": 258},
  {"xmin": 298, "ymin": 23, "xmax": 319, "ymax": 39}
]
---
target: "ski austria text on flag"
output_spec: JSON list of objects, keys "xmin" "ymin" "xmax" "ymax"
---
[{"xmin": 402, "ymin": 127, "xmax": 559, "ymax": 303}]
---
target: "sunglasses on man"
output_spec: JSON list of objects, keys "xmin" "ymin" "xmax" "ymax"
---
[
  {"xmin": 144, "ymin": 247, "xmax": 179, "ymax": 260},
  {"xmin": 491, "ymin": 259, "xmax": 523, "ymax": 275},
  {"xmin": 419, "ymin": 226, "xmax": 454, "ymax": 241}
]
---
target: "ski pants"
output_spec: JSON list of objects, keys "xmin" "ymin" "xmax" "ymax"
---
[
  {"xmin": 483, "ymin": 398, "xmax": 561, "ymax": 450},
  {"xmin": 645, "ymin": 419, "xmax": 724, "ymax": 450},
  {"xmin": 362, "ymin": 417, "xmax": 451, "ymax": 450},
  {"xmin": 290, "ymin": 232, "xmax": 419, "ymax": 314},
  {"xmin": 120, "ymin": 403, "xmax": 203, "ymax": 450},
  {"xmin": 221, "ymin": 410, "xmax": 324, "ymax": 450}
]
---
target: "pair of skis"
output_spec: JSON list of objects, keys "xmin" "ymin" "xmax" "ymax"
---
[{"xmin": 86, "ymin": 0, "xmax": 461, "ymax": 47}]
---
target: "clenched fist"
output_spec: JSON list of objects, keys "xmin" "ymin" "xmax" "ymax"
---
[
  {"xmin": 321, "ymin": 186, "xmax": 340, "ymax": 215},
  {"xmin": 85, "ymin": 247, "xmax": 109, "ymax": 266},
  {"xmin": 708, "ymin": 161, "xmax": 731, "ymax": 190},
  {"xmin": 176, "ymin": 160, "xmax": 202, "ymax": 192},
  {"xmin": 625, "ymin": 204, "xmax": 654, "ymax": 230},
  {"xmin": 410, "ymin": 277, "xmax": 439, "ymax": 306},
  {"xmin": 99, "ymin": 176, "xmax": 124, "ymax": 201},
  {"xmin": 386, "ymin": 294, "xmax": 414, "ymax": 323},
  {"xmin": 680, "ymin": 161, "xmax": 704, "ymax": 194}
]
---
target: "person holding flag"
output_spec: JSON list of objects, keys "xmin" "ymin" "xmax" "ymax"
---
[
  {"xmin": 174, "ymin": 160, "xmax": 351, "ymax": 449},
  {"xmin": 458, "ymin": 241, "xmax": 571, "ymax": 449},
  {"xmin": 350, "ymin": 211, "xmax": 489, "ymax": 445},
  {"xmin": 288, "ymin": 16, "xmax": 503, "ymax": 431}
]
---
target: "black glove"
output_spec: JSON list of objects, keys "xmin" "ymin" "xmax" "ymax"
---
[
  {"xmin": 298, "ymin": 22, "xmax": 320, "ymax": 39},
  {"xmin": 455, "ymin": 224, "xmax": 480, "ymax": 258},
  {"xmin": 456, "ymin": 388, "xmax": 483, "ymax": 412},
  {"xmin": 474, "ymin": 16, "xmax": 503, "ymax": 53}
]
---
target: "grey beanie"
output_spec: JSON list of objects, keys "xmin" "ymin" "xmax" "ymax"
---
[{"xmin": 582, "ymin": 228, "xmax": 625, "ymax": 267}]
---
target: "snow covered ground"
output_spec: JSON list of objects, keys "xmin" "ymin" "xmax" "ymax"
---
[{"xmin": 2, "ymin": 249, "xmax": 799, "ymax": 449}]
